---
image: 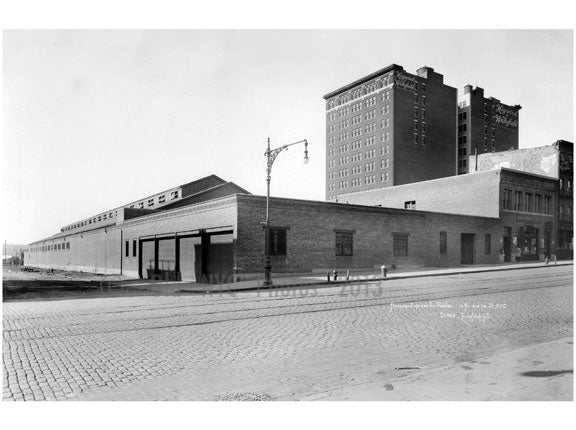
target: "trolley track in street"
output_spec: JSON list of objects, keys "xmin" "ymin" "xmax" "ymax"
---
[{"xmin": 4, "ymin": 267, "xmax": 571, "ymax": 340}]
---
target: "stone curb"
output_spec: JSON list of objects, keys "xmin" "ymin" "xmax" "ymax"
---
[{"xmin": 176, "ymin": 261, "xmax": 573, "ymax": 294}]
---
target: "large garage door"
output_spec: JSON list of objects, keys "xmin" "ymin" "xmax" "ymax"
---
[
  {"xmin": 206, "ymin": 234, "xmax": 234, "ymax": 283},
  {"xmin": 179, "ymin": 236, "xmax": 200, "ymax": 281},
  {"xmin": 158, "ymin": 238, "xmax": 176, "ymax": 272}
]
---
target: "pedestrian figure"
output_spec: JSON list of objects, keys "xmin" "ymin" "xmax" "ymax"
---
[
  {"xmin": 333, "ymin": 269, "xmax": 338, "ymax": 281},
  {"xmin": 346, "ymin": 270, "xmax": 350, "ymax": 281},
  {"xmin": 380, "ymin": 264, "xmax": 388, "ymax": 278},
  {"xmin": 327, "ymin": 271, "xmax": 331, "ymax": 283}
]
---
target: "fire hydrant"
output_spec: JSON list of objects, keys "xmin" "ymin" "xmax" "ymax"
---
[
  {"xmin": 333, "ymin": 269, "xmax": 338, "ymax": 281},
  {"xmin": 380, "ymin": 264, "xmax": 388, "ymax": 278}
]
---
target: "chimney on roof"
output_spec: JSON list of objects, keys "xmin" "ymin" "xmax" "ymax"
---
[{"xmin": 417, "ymin": 66, "xmax": 443, "ymax": 84}]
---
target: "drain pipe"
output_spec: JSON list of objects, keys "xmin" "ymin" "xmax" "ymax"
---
[{"xmin": 120, "ymin": 229, "xmax": 123, "ymax": 276}]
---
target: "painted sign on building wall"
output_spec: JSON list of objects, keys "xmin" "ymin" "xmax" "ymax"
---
[
  {"xmin": 493, "ymin": 103, "xmax": 519, "ymax": 129},
  {"xmin": 394, "ymin": 72, "xmax": 416, "ymax": 92}
]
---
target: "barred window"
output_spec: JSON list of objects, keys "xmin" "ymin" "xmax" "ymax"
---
[
  {"xmin": 393, "ymin": 234, "xmax": 408, "ymax": 257},
  {"xmin": 439, "ymin": 231, "xmax": 447, "ymax": 254},
  {"xmin": 270, "ymin": 228, "xmax": 287, "ymax": 256},
  {"xmin": 335, "ymin": 231, "xmax": 354, "ymax": 256}
]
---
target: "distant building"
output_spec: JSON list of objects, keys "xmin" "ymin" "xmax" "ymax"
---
[
  {"xmin": 324, "ymin": 64, "xmax": 457, "ymax": 201},
  {"xmin": 469, "ymin": 140, "xmax": 573, "ymax": 259},
  {"xmin": 340, "ymin": 168, "xmax": 559, "ymax": 262},
  {"xmin": 457, "ymin": 85, "xmax": 521, "ymax": 174}
]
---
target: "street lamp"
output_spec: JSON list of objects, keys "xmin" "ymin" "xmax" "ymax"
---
[{"xmin": 264, "ymin": 137, "xmax": 309, "ymax": 286}]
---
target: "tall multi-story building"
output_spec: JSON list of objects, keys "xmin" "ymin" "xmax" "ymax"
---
[
  {"xmin": 457, "ymin": 85, "xmax": 521, "ymax": 175},
  {"xmin": 324, "ymin": 64, "xmax": 457, "ymax": 201}
]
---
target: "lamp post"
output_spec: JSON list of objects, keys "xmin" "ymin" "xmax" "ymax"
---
[{"xmin": 264, "ymin": 137, "xmax": 309, "ymax": 286}]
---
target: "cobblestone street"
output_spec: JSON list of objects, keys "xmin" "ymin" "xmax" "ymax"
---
[{"xmin": 2, "ymin": 265, "xmax": 573, "ymax": 401}]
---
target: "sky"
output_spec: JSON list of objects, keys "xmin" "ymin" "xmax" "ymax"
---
[{"xmin": 2, "ymin": 29, "xmax": 574, "ymax": 244}]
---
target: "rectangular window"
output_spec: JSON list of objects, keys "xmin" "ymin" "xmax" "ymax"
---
[
  {"xmin": 66, "ymin": 242, "xmax": 70, "ymax": 250},
  {"xmin": 545, "ymin": 196, "xmax": 552, "ymax": 214},
  {"xmin": 524, "ymin": 193, "xmax": 532, "ymax": 212},
  {"xmin": 148, "ymin": 199, "xmax": 154, "ymax": 207},
  {"xmin": 393, "ymin": 234, "xmax": 408, "ymax": 257},
  {"xmin": 503, "ymin": 189, "xmax": 512, "ymax": 210},
  {"xmin": 335, "ymin": 231, "xmax": 353, "ymax": 256},
  {"xmin": 125, "ymin": 240, "xmax": 129, "ymax": 257},
  {"xmin": 269, "ymin": 228, "xmax": 287, "ymax": 256},
  {"xmin": 439, "ymin": 231, "xmax": 447, "ymax": 254},
  {"xmin": 132, "ymin": 240, "xmax": 137, "ymax": 257},
  {"xmin": 535, "ymin": 194, "xmax": 542, "ymax": 213},
  {"xmin": 159, "ymin": 195, "xmax": 166, "ymax": 204},
  {"xmin": 485, "ymin": 234, "xmax": 491, "ymax": 255},
  {"xmin": 514, "ymin": 191, "xmax": 523, "ymax": 211},
  {"xmin": 404, "ymin": 201, "xmax": 416, "ymax": 210}
]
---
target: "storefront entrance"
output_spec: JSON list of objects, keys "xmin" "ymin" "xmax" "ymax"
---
[{"xmin": 517, "ymin": 225, "xmax": 539, "ymax": 261}]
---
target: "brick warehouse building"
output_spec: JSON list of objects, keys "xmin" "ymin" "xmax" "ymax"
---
[
  {"xmin": 457, "ymin": 85, "xmax": 521, "ymax": 175},
  {"xmin": 24, "ymin": 175, "xmax": 503, "ymax": 282},
  {"xmin": 469, "ymin": 140, "xmax": 573, "ymax": 259},
  {"xmin": 324, "ymin": 64, "xmax": 457, "ymax": 201},
  {"xmin": 340, "ymin": 168, "xmax": 559, "ymax": 262}
]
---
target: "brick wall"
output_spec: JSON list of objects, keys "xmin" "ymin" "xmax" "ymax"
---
[
  {"xmin": 236, "ymin": 195, "xmax": 501, "ymax": 276},
  {"xmin": 340, "ymin": 170, "xmax": 501, "ymax": 218},
  {"xmin": 394, "ymin": 73, "xmax": 457, "ymax": 185},
  {"xmin": 499, "ymin": 169, "xmax": 558, "ymax": 259}
]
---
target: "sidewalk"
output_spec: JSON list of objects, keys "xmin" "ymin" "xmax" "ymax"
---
[
  {"xmin": 120, "ymin": 260, "xmax": 573, "ymax": 294},
  {"xmin": 303, "ymin": 337, "xmax": 573, "ymax": 401}
]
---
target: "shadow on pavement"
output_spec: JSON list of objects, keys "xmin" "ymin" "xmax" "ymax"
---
[
  {"xmin": 520, "ymin": 370, "xmax": 573, "ymax": 377},
  {"xmin": 2, "ymin": 280, "xmax": 183, "ymax": 302}
]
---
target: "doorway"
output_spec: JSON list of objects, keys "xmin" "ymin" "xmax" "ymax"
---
[
  {"xmin": 503, "ymin": 227, "xmax": 512, "ymax": 262},
  {"xmin": 461, "ymin": 233, "xmax": 475, "ymax": 265}
]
